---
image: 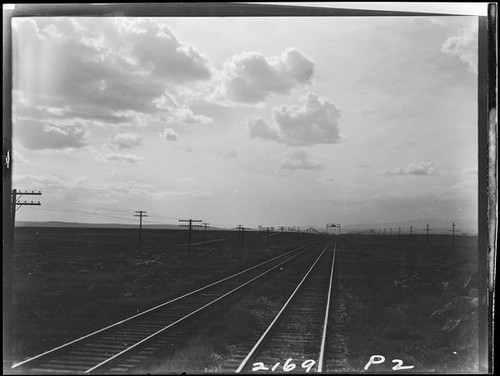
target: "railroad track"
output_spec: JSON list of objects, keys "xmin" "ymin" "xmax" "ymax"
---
[
  {"xmin": 235, "ymin": 239, "xmax": 338, "ymax": 373},
  {"xmin": 10, "ymin": 240, "xmax": 327, "ymax": 374}
]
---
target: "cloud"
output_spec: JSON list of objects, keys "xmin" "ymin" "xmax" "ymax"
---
[
  {"xmin": 120, "ymin": 18, "xmax": 212, "ymax": 83},
  {"xmin": 12, "ymin": 174, "xmax": 213, "ymax": 201},
  {"xmin": 384, "ymin": 161, "xmax": 437, "ymax": 176},
  {"xmin": 160, "ymin": 128, "xmax": 179, "ymax": 141},
  {"xmin": 97, "ymin": 153, "xmax": 144, "ymax": 163},
  {"xmin": 15, "ymin": 118, "xmax": 89, "ymax": 150},
  {"xmin": 317, "ymin": 175, "xmax": 336, "ymax": 184},
  {"xmin": 13, "ymin": 150, "xmax": 29, "ymax": 164},
  {"xmin": 441, "ymin": 26, "xmax": 478, "ymax": 74},
  {"xmin": 248, "ymin": 93, "xmax": 341, "ymax": 146},
  {"xmin": 154, "ymin": 93, "xmax": 213, "ymax": 124},
  {"xmin": 248, "ymin": 118, "xmax": 282, "ymax": 142},
  {"xmin": 107, "ymin": 132, "xmax": 143, "ymax": 150},
  {"xmin": 12, "ymin": 18, "xmax": 213, "ymax": 130},
  {"xmin": 219, "ymin": 47, "xmax": 314, "ymax": 103},
  {"xmin": 218, "ymin": 149, "xmax": 239, "ymax": 158},
  {"xmin": 278, "ymin": 150, "xmax": 323, "ymax": 171},
  {"xmin": 447, "ymin": 167, "xmax": 477, "ymax": 199}
]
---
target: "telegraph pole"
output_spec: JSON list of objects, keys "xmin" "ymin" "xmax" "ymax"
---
[
  {"xmin": 11, "ymin": 190, "xmax": 42, "ymax": 230},
  {"xmin": 452, "ymin": 222, "xmax": 456, "ymax": 251},
  {"xmin": 179, "ymin": 218, "xmax": 202, "ymax": 254},
  {"xmin": 203, "ymin": 222, "xmax": 209, "ymax": 245},
  {"xmin": 134, "ymin": 210, "xmax": 148, "ymax": 248},
  {"xmin": 236, "ymin": 225, "xmax": 245, "ymax": 248},
  {"xmin": 4, "ymin": 189, "xmax": 41, "ymax": 366}
]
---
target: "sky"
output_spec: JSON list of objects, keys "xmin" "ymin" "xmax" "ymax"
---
[{"xmin": 11, "ymin": 15, "xmax": 479, "ymax": 231}]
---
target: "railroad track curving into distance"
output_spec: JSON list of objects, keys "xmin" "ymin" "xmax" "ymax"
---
[
  {"xmin": 11, "ymin": 240, "xmax": 328, "ymax": 374},
  {"xmin": 235, "ymin": 239, "xmax": 339, "ymax": 373}
]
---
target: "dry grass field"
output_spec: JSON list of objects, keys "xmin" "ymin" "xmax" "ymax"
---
[
  {"xmin": 9, "ymin": 227, "xmax": 479, "ymax": 373},
  {"xmin": 11, "ymin": 226, "xmax": 307, "ymax": 363},
  {"xmin": 338, "ymin": 234, "xmax": 479, "ymax": 373}
]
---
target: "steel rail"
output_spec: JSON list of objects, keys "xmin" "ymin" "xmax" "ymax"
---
[
  {"xmin": 235, "ymin": 239, "xmax": 334, "ymax": 373},
  {"xmin": 318, "ymin": 239, "xmax": 337, "ymax": 372},
  {"xmin": 84, "ymin": 244, "xmax": 317, "ymax": 373},
  {"xmin": 11, "ymin": 241, "xmax": 316, "ymax": 370}
]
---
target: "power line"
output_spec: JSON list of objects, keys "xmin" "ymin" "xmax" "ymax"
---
[
  {"xmin": 39, "ymin": 206, "xmax": 136, "ymax": 222},
  {"xmin": 29, "ymin": 198, "xmax": 134, "ymax": 215}
]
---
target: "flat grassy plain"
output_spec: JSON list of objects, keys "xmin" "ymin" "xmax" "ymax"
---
[
  {"xmin": 8, "ymin": 228, "xmax": 481, "ymax": 374},
  {"xmin": 10, "ymin": 226, "xmax": 310, "ymax": 363},
  {"xmin": 338, "ymin": 234, "xmax": 479, "ymax": 373}
]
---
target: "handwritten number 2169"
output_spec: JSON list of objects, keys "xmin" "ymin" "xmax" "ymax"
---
[{"xmin": 252, "ymin": 358, "xmax": 316, "ymax": 372}]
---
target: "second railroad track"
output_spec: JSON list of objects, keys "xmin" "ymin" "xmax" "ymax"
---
[{"xmin": 236, "ymin": 239, "xmax": 338, "ymax": 373}]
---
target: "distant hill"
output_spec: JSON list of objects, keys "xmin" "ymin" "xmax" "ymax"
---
[
  {"xmin": 341, "ymin": 218, "xmax": 478, "ymax": 235},
  {"xmin": 15, "ymin": 221, "xmax": 228, "ymax": 231},
  {"xmin": 15, "ymin": 219, "xmax": 478, "ymax": 235}
]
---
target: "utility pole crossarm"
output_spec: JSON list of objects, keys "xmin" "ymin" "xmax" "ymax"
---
[{"xmin": 12, "ymin": 189, "xmax": 43, "ymax": 219}]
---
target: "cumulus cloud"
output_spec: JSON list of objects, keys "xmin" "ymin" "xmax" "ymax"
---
[
  {"xmin": 248, "ymin": 118, "xmax": 282, "ymax": 142},
  {"xmin": 154, "ymin": 93, "xmax": 213, "ymax": 124},
  {"xmin": 97, "ymin": 153, "xmax": 144, "ymax": 163},
  {"xmin": 120, "ymin": 18, "xmax": 212, "ymax": 83},
  {"xmin": 384, "ymin": 161, "xmax": 436, "ymax": 176},
  {"xmin": 160, "ymin": 128, "xmax": 179, "ymax": 141},
  {"xmin": 107, "ymin": 132, "xmax": 143, "ymax": 150},
  {"xmin": 12, "ymin": 18, "xmax": 213, "ymax": 131},
  {"xmin": 441, "ymin": 26, "xmax": 478, "ymax": 74},
  {"xmin": 248, "ymin": 93, "xmax": 341, "ymax": 146},
  {"xmin": 220, "ymin": 47, "xmax": 314, "ymax": 103},
  {"xmin": 15, "ymin": 118, "xmax": 89, "ymax": 150},
  {"xmin": 278, "ymin": 150, "xmax": 323, "ymax": 171}
]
